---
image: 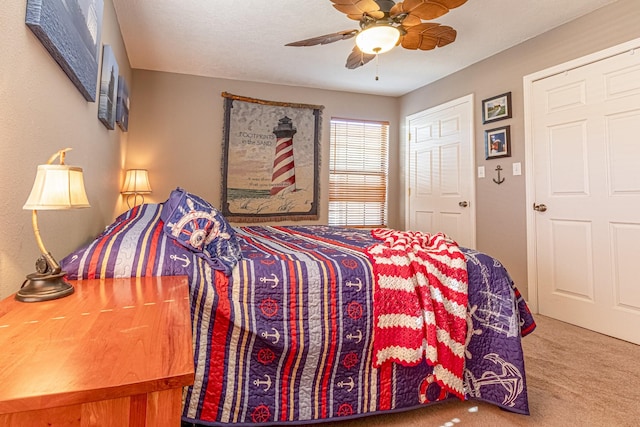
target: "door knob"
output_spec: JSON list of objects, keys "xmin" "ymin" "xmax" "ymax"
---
[
  {"xmin": 459, "ymin": 201, "xmax": 469, "ymax": 208},
  {"xmin": 533, "ymin": 203, "xmax": 547, "ymax": 212}
]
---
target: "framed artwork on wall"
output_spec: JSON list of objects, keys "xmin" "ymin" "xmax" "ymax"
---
[
  {"xmin": 482, "ymin": 92, "xmax": 512, "ymax": 124},
  {"xmin": 25, "ymin": 0, "xmax": 104, "ymax": 102},
  {"xmin": 98, "ymin": 45, "xmax": 119, "ymax": 130},
  {"xmin": 221, "ymin": 92, "xmax": 322, "ymax": 222},
  {"xmin": 485, "ymin": 125, "xmax": 511, "ymax": 159},
  {"xmin": 116, "ymin": 76, "xmax": 129, "ymax": 132}
]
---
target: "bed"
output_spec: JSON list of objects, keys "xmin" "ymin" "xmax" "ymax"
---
[{"xmin": 60, "ymin": 189, "xmax": 535, "ymax": 426}]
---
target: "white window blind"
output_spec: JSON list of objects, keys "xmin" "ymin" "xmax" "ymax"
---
[{"xmin": 329, "ymin": 117, "xmax": 389, "ymax": 227}]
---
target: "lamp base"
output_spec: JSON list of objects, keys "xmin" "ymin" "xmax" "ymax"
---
[{"xmin": 16, "ymin": 271, "xmax": 74, "ymax": 302}]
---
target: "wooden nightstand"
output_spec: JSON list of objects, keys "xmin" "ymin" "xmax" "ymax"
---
[{"xmin": 0, "ymin": 276, "xmax": 194, "ymax": 426}]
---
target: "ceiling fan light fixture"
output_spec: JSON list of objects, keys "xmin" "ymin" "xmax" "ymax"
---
[{"xmin": 355, "ymin": 25, "xmax": 400, "ymax": 54}]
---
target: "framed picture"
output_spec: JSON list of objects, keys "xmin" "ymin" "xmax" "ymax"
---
[
  {"xmin": 98, "ymin": 45, "xmax": 119, "ymax": 129},
  {"xmin": 25, "ymin": 0, "xmax": 104, "ymax": 102},
  {"xmin": 221, "ymin": 92, "xmax": 321, "ymax": 222},
  {"xmin": 482, "ymin": 92, "xmax": 512, "ymax": 124},
  {"xmin": 485, "ymin": 125, "xmax": 511, "ymax": 159},
  {"xmin": 116, "ymin": 76, "xmax": 129, "ymax": 132}
]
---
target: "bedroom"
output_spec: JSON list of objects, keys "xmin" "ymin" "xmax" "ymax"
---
[{"xmin": 0, "ymin": 0, "xmax": 639, "ymax": 425}]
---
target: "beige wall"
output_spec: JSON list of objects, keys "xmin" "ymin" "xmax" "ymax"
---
[
  {"xmin": 399, "ymin": 0, "xmax": 640, "ymax": 298},
  {"xmin": 125, "ymin": 71, "xmax": 400, "ymax": 226},
  {"xmin": 0, "ymin": 0, "xmax": 131, "ymax": 299}
]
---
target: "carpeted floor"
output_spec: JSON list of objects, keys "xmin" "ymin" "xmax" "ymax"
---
[{"xmin": 315, "ymin": 314, "xmax": 640, "ymax": 427}]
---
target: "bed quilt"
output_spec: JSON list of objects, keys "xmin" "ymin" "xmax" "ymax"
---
[{"xmin": 60, "ymin": 203, "xmax": 536, "ymax": 426}]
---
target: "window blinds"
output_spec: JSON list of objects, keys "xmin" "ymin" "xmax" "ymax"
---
[{"xmin": 329, "ymin": 118, "xmax": 389, "ymax": 227}]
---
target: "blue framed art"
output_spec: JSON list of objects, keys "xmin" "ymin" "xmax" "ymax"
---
[
  {"xmin": 98, "ymin": 45, "xmax": 119, "ymax": 129},
  {"xmin": 116, "ymin": 76, "xmax": 129, "ymax": 132},
  {"xmin": 25, "ymin": 0, "xmax": 104, "ymax": 102}
]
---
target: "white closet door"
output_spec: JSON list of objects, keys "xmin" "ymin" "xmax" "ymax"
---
[{"xmin": 530, "ymin": 49, "xmax": 640, "ymax": 344}]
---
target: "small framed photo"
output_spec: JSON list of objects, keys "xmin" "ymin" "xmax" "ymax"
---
[
  {"xmin": 482, "ymin": 92, "xmax": 512, "ymax": 124},
  {"xmin": 485, "ymin": 125, "xmax": 511, "ymax": 159}
]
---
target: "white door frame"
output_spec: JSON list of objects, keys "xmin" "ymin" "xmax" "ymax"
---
[
  {"xmin": 404, "ymin": 94, "xmax": 476, "ymax": 248},
  {"xmin": 523, "ymin": 37, "xmax": 640, "ymax": 314}
]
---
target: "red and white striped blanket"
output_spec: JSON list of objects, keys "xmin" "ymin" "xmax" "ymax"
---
[{"xmin": 366, "ymin": 229, "xmax": 469, "ymax": 399}]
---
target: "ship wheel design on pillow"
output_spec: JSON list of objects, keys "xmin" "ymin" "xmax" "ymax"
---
[{"xmin": 166, "ymin": 198, "xmax": 231, "ymax": 251}]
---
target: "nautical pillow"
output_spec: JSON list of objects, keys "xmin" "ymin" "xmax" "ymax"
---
[{"xmin": 160, "ymin": 187, "xmax": 242, "ymax": 275}]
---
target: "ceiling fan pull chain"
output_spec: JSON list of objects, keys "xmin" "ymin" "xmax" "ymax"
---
[{"xmin": 375, "ymin": 53, "xmax": 380, "ymax": 81}]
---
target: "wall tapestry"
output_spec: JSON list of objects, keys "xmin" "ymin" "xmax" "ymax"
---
[{"xmin": 221, "ymin": 92, "xmax": 323, "ymax": 222}]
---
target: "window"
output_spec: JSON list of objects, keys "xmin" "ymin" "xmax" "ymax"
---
[{"xmin": 329, "ymin": 117, "xmax": 389, "ymax": 227}]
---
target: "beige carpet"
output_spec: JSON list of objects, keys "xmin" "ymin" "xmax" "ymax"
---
[{"xmin": 315, "ymin": 315, "xmax": 640, "ymax": 427}]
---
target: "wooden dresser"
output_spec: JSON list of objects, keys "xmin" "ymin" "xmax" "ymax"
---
[{"xmin": 0, "ymin": 276, "xmax": 194, "ymax": 427}]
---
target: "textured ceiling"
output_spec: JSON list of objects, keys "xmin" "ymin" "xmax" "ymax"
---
[{"xmin": 112, "ymin": 0, "xmax": 618, "ymax": 96}]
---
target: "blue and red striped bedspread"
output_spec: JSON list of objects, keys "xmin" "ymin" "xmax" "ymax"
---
[{"xmin": 60, "ymin": 203, "xmax": 535, "ymax": 426}]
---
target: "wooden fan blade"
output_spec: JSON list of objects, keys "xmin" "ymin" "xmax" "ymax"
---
[
  {"xmin": 330, "ymin": 0, "xmax": 385, "ymax": 20},
  {"xmin": 345, "ymin": 46, "xmax": 376, "ymax": 69},
  {"xmin": 400, "ymin": 23, "xmax": 457, "ymax": 50},
  {"xmin": 398, "ymin": 13, "xmax": 421, "ymax": 27},
  {"xmin": 402, "ymin": 0, "xmax": 468, "ymax": 12},
  {"xmin": 389, "ymin": 2, "xmax": 404, "ymax": 16},
  {"xmin": 286, "ymin": 29, "xmax": 358, "ymax": 47},
  {"xmin": 392, "ymin": 0, "xmax": 468, "ymax": 21}
]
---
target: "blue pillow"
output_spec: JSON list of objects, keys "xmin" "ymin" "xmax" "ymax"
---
[{"xmin": 161, "ymin": 187, "xmax": 242, "ymax": 275}]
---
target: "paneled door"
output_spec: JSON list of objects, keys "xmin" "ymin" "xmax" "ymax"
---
[
  {"xmin": 406, "ymin": 94, "xmax": 476, "ymax": 248},
  {"xmin": 529, "ymin": 46, "xmax": 640, "ymax": 344}
]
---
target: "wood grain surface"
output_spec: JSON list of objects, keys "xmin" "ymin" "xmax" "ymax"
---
[{"xmin": 0, "ymin": 276, "xmax": 194, "ymax": 425}]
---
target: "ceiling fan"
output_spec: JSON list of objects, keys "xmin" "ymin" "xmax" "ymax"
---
[{"xmin": 286, "ymin": 0, "xmax": 468, "ymax": 69}]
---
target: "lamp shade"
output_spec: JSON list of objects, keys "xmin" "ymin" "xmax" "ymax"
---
[
  {"xmin": 121, "ymin": 169, "xmax": 152, "ymax": 194},
  {"xmin": 23, "ymin": 165, "xmax": 90, "ymax": 210},
  {"xmin": 355, "ymin": 25, "xmax": 401, "ymax": 54}
]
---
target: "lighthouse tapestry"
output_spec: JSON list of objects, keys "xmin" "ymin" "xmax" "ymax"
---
[{"xmin": 221, "ymin": 92, "xmax": 323, "ymax": 222}]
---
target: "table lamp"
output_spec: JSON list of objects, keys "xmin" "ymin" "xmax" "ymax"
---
[
  {"xmin": 17, "ymin": 148, "xmax": 90, "ymax": 302},
  {"xmin": 121, "ymin": 169, "xmax": 152, "ymax": 208}
]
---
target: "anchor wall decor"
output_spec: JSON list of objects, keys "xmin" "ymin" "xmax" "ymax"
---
[{"xmin": 493, "ymin": 165, "xmax": 505, "ymax": 185}]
